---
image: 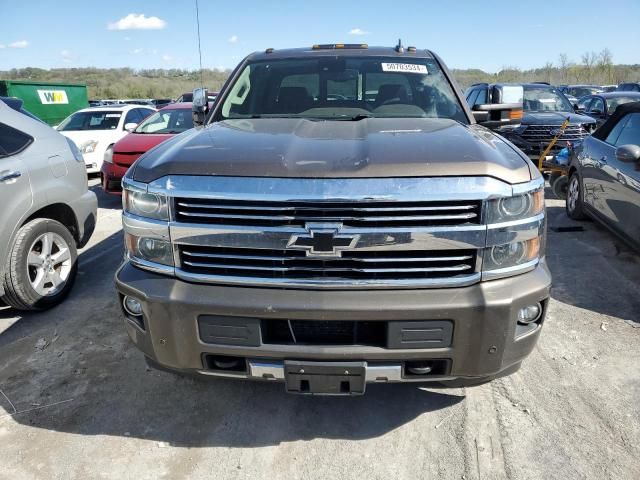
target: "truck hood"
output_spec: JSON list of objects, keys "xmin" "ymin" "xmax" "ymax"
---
[
  {"xmin": 131, "ymin": 117, "xmax": 532, "ymax": 184},
  {"xmin": 522, "ymin": 111, "xmax": 596, "ymax": 125}
]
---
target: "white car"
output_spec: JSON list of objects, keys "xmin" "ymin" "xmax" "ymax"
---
[{"xmin": 57, "ymin": 105, "xmax": 155, "ymax": 174}]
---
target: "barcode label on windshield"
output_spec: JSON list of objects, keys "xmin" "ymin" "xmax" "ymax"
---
[{"xmin": 381, "ymin": 63, "xmax": 428, "ymax": 74}]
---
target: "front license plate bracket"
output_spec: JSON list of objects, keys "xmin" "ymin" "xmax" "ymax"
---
[{"xmin": 284, "ymin": 361, "xmax": 367, "ymax": 395}]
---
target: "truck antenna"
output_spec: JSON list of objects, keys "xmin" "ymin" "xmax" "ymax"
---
[{"xmin": 195, "ymin": 0, "xmax": 204, "ymax": 89}]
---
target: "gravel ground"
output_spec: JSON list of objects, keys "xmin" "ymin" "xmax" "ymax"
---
[{"xmin": 0, "ymin": 181, "xmax": 638, "ymax": 480}]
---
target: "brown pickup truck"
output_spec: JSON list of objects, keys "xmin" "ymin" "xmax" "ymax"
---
[{"xmin": 115, "ymin": 43, "xmax": 550, "ymax": 395}]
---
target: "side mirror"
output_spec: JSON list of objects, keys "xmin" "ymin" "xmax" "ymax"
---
[
  {"xmin": 192, "ymin": 88, "xmax": 209, "ymax": 126},
  {"xmin": 573, "ymin": 104, "xmax": 581, "ymax": 112},
  {"xmin": 472, "ymin": 103, "xmax": 523, "ymax": 129},
  {"xmin": 124, "ymin": 122, "xmax": 138, "ymax": 132},
  {"xmin": 615, "ymin": 144, "xmax": 640, "ymax": 163}
]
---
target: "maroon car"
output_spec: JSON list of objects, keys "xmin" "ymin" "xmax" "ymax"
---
[{"xmin": 101, "ymin": 102, "xmax": 194, "ymax": 194}]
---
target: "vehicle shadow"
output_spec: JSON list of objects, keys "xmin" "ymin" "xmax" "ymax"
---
[
  {"xmin": 545, "ymin": 199, "xmax": 640, "ymax": 325},
  {"xmin": 89, "ymin": 179, "xmax": 121, "ymax": 211},
  {"xmin": 0, "ymin": 230, "xmax": 464, "ymax": 447}
]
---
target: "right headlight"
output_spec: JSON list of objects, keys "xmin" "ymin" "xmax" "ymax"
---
[{"xmin": 123, "ymin": 185, "xmax": 169, "ymax": 221}]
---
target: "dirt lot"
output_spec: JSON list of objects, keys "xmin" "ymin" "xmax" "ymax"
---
[{"xmin": 1, "ymin": 180, "xmax": 639, "ymax": 480}]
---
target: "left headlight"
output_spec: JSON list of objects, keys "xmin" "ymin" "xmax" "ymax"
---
[
  {"xmin": 123, "ymin": 187, "xmax": 169, "ymax": 221},
  {"xmin": 79, "ymin": 140, "xmax": 99, "ymax": 154},
  {"xmin": 482, "ymin": 181, "xmax": 546, "ymax": 279},
  {"xmin": 485, "ymin": 188, "xmax": 544, "ymax": 224}
]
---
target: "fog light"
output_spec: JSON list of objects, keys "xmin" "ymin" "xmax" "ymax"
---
[
  {"xmin": 123, "ymin": 296, "xmax": 143, "ymax": 317},
  {"xmin": 517, "ymin": 304, "xmax": 541, "ymax": 324}
]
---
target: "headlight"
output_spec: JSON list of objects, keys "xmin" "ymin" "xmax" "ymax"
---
[
  {"xmin": 65, "ymin": 137, "xmax": 84, "ymax": 163},
  {"xmin": 125, "ymin": 233, "xmax": 174, "ymax": 266},
  {"xmin": 483, "ymin": 237, "xmax": 541, "ymax": 271},
  {"xmin": 123, "ymin": 187, "xmax": 169, "ymax": 221},
  {"xmin": 79, "ymin": 140, "xmax": 98, "ymax": 154},
  {"xmin": 482, "ymin": 180, "xmax": 546, "ymax": 279},
  {"xmin": 486, "ymin": 189, "xmax": 544, "ymax": 224},
  {"xmin": 104, "ymin": 145, "xmax": 114, "ymax": 164}
]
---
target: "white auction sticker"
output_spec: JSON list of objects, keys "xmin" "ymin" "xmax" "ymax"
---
[{"xmin": 381, "ymin": 63, "xmax": 428, "ymax": 74}]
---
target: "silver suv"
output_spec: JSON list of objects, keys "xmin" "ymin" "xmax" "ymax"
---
[{"xmin": 0, "ymin": 98, "xmax": 97, "ymax": 310}]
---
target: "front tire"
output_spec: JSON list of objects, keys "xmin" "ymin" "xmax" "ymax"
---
[
  {"xmin": 552, "ymin": 175, "xmax": 569, "ymax": 199},
  {"xmin": 566, "ymin": 172, "xmax": 587, "ymax": 220},
  {"xmin": 2, "ymin": 219, "xmax": 78, "ymax": 311}
]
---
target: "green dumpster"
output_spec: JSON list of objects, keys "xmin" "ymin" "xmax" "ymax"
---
[{"xmin": 0, "ymin": 80, "xmax": 89, "ymax": 126}]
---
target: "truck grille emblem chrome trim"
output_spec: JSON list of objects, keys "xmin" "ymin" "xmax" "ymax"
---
[{"xmin": 287, "ymin": 223, "xmax": 359, "ymax": 258}]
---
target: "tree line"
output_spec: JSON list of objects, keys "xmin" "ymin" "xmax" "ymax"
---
[
  {"xmin": 0, "ymin": 67, "xmax": 230, "ymax": 100},
  {"xmin": 453, "ymin": 49, "xmax": 640, "ymax": 90},
  {"xmin": 2, "ymin": 50, "xmax": 639, "ymax": 99}
]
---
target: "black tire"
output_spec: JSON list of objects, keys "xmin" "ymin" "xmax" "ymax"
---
[
  {"xmin": 566, "ymin": 172, "xmax": 587, "ymax": 220},
  {"xmin": 2, "ymin": 218, "xmax": 78, "ymax": 311},
  {"xmin": 551, "ymin": 175, "xmax": 569, "ymax": 200},
  {"xmin": 548, "ymin": 172, "xmax": 561, "ymax": 189}
]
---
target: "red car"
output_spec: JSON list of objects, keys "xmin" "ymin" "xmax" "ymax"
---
[{"xmin": 101, "ymin": 102, "xmax": 195, "ymax": 194}]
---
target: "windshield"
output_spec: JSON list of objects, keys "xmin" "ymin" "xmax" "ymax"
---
[
  {"xmin": 216, "ymin": 56, "xmax": 467, "ymax": 122},
  {"xmin": 607, "ymin": 96, "xmax": 640, "ymax": 112},
  {"xmin": 523, "ymin": 87, "xmax": 574, "ymax": 112},
  {"xmin": 135, "ymin": 108, "xmax": 193, "ymax": 134},
  {"xmin": 58, "ymin": 111, "xmax": 122, "ymax": 131},
  {"xmin": 568, "ymin": 86, "xmax": 601, "ymax": 98}
]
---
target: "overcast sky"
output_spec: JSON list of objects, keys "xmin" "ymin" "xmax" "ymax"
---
[{"xmin": 1, "ymin": 0, "xmax": 639, "ymax": 72}]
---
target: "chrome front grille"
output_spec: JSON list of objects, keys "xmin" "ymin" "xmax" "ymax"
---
[
  {"xmin": 179, "ymin": 245, "xmax": 477, "ymax": 281},
  {"xmin": 159, "ymin": 175, "xmax": 511, "ymax": 289},
  {"xmin": 520, "ymin": 124, "xmax": 589, "ymax": 144},
  {"xmin": 174, "ymin": 198, "xmax": 482, "ymax": 228}
]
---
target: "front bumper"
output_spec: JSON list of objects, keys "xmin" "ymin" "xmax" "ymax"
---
[
  {"xmin": 100, "ymin": 161, "xmax": 127, "ymax": 194},
  {"xmin": 115, "ymin": 259, "xmax": 551, "ymax": 387}
]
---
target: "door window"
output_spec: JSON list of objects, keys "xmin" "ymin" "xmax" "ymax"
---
[
  {"xmin": 604, "ymin": 114, "xmax": 630, "ymax": 145},
  {"xmin": 577, "ymin": 96, "xmax": 592, "ymax": 111},
  {"xmin": 0, "ymin": 123, "xmax": 33, "ymax": 158},
  {"xmin": 613, "ymin": 113, "xmax": 640, "ymax": 147},
  {"xmin": 475, "ymin": 88, "xmax": 487, "ymax": 105},
  {"xmin": 466, "ymin": 89, "xmax": 479, "ymax": 107},
  {"xmin": 588, "ymin": 98, "xmax": 604, "ymax": 114},
  {"xmin": 124, "ymin": 109, "xmax": 142, "ymax": 126}
]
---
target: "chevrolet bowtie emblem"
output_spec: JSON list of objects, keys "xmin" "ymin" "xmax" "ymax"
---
[{"xmin": 287, "ymin": 224, "xmax": 359, "ymax": 257}]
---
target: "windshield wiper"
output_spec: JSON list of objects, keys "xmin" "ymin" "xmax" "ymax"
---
[{"xmin": 333, "ymin": 113, "xmax": 373, "ymax": 121}]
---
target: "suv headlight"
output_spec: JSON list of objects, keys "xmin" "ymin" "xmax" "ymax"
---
[{"xmin": 123, "ymin": 187, "xmax": 169, "ymax": 221}]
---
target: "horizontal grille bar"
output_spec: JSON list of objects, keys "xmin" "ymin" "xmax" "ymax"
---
[
  {"xmin": 520, "ymin": 124, "xmax": 589, "ymax": 143},
  {"xmin": 179, "ymin": 246, "xmax": 476, "ymax": 281},
  {"xmin": 174, "ymin": 198, "xmax": 482, "ymax": 228}
]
